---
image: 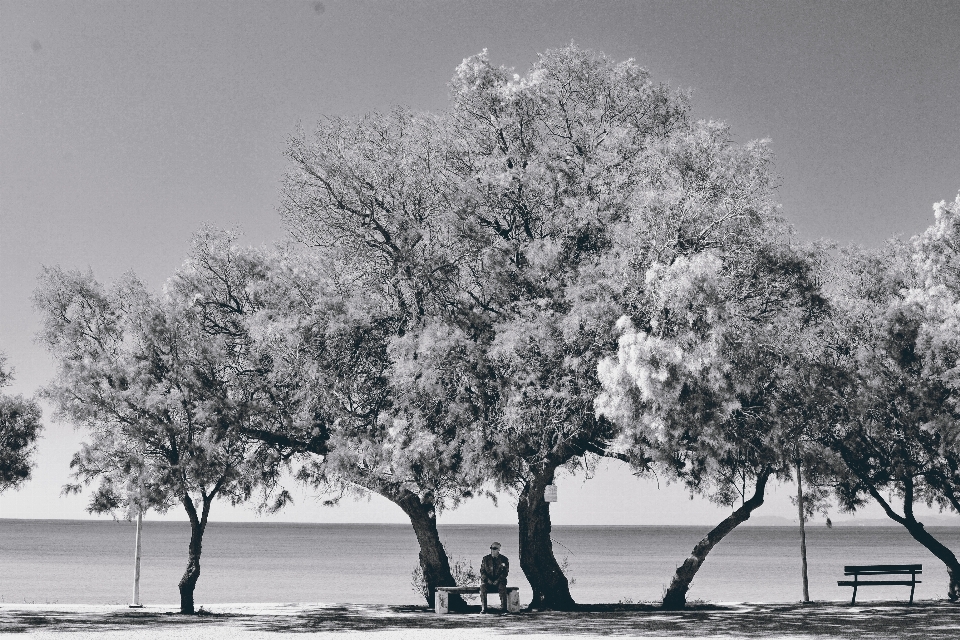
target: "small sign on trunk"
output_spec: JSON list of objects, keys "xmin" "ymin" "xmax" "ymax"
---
[{"xmin": 544, "ymin": 484, "xmax": 558, "ymax": 502}]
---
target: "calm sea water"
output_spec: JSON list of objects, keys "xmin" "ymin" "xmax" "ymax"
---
[{"xmin": 2, "ymin": 519, "xmax": 958, "ymax": 606}]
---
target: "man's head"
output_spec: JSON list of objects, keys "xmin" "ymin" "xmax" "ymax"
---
[{"xmin": 490, "ymin": 541, "xmax": 501, "ymax": 557}]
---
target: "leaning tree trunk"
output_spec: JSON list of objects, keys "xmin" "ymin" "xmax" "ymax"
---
[
  {"xmin": 178, "ymin": 494, "xmax": 210, "ymax": 614},
  {"xmin": 395, "ymin": 488, "xmax": 466, "ymax": 611},
  {"xmin": 517, "ymin": 463, "xmax": 576, "ymax": 611},
  {"xmin": 862, "ymin": 476, "xmax": 960, "ymax": 601},
  {"xmin": 900, "ymin": 516, "xmax": 960, "ymax": 601},
  {"xmin": 662, "ymin": 470, "xmax": 771, "ymax": 610}
]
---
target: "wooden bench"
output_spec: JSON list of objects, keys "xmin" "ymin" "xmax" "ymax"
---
[
  {"xmin": 435, "ymin": 586, "xmax": 521, "ymax": 614},
  {"xmin": 838, "ymin": 564, "xmax": 922, "ymax": 604}
]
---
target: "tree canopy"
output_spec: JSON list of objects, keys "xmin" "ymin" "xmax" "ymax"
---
[
  {"xmin": 34, "ymin": 266, "xmax": 289, "ymax": 613},
  {"xmin": 592, "ymin": 121, "xmax": 826, "ymax": 606},
  {"xmin": 0, "ymin": 353, "xmax": 43, "ymax": 494},
  {"xmin": 280, "ymin": 44, "xmax": 703, "ymax": 609},
  {"xmin": 810, "ymin": 193, "xmax": 960, "ymax": 600},
  {"xmin": 278, "ymin": 44, "xmax": 832, "ymax": 610},
  {"xmin": 169, "ymin": 230, "xmax": 491, "ymax": 608}
]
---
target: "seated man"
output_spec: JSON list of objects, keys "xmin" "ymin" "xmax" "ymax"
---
[{"xmin": 480, "ymin": 541, "xmax": 510, "ymax": 613}]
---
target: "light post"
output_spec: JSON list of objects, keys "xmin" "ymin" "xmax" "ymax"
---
[
  {"xmin": 130, "ymin": 510, "xmax": 144, "ymax": 608},
  {"xmin": 796, "ymin": 461, "xmax": 810, "ymax": 603}
]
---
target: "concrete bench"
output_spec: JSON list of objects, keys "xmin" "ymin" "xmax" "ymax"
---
[
  {"xmin": 435, "ymin": 586, "xmax": 521, "ymax": 614},
  {"xmin": 838, "ymin": 564, "xmax": 922, "ymax": 604}
]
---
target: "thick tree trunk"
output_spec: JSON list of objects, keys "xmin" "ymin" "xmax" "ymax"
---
[
  {"xmin": 395, "ymin": 489, "xmax": 466, "ymax": 611},
  {"xmin": 178, "ymin": 494, "xmax": 210, "ymax": 614},
  {"xmin": 662, "ymin": 470, "xmax": 771, "ymax": 610},
  {"xmin": 517, "ymin": 464, "xmax": 576, "ymax": 611}
]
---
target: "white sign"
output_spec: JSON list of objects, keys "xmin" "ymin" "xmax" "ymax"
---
[{"xmin": 544, "ymin": 484, "xmax": 558, "ymax": 502}]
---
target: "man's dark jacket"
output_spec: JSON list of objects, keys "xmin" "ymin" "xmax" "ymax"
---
[{"xmin": 481, "ymin": 553, "xmax": 509, "ymax": 585}]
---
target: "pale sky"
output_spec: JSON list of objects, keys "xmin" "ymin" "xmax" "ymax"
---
[{"xmin": 2, "ymin": 1, "xmax": 959, "ymax": 525}]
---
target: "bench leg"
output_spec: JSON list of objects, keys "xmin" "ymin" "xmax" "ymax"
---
[
  {"xmin": 507, "ymin": 590, "xmax": 520, "ymax": 613},
  {"xmin": 435, "ymin": 590, "xmax": 449, "ymax": 615},
  {"xmin": 910, "ymin": 581, "xmax": 916, "ymax": 604},
  {"xmin": 851, "ymin": 584, "xmax": 857, "ymax": 605}
]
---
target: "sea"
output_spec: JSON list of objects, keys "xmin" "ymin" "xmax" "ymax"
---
[{"xmin": 2, "ymin": 519, "xmax": 958, "ymax": 606}]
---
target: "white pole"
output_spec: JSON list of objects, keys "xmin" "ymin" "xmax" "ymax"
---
[{"xmin": 130, "ymin": 510, "xmax": 144, "ymax": 608}]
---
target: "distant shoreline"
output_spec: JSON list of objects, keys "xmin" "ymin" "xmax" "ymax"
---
[{"xmin": 2, "ymin": 516, "xmax": 959, "ymax": 527}]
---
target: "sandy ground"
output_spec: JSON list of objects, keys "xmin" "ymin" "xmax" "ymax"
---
[{"xmin": 3, "ymin": 601, "xmax": 960, "ymax": 639}]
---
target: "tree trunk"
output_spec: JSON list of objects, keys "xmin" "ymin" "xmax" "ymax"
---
[
  {"xmin": 395, "ymin": 489, "xmax": 466, "ymax": 611},
  {"xmin": 517, "ymin": 463, "xmax": 576, "ymax": 611},
  {"xmin": 178, "ymin": 494, "xmax": 209, "ymax": 614},
  {"xmin": 797, "ymin": 461, "xmax": 810, "ymax": 603},
  {"xmin": 662, "ymin": 470, "xmax": 771, "ymax": 610},
  {"xmin": 862, "ymin": 476, "xmax": 960, "ymax": 602},
  {"xmin": 900, "ymin": 518, "xmax": 960, "ymax": 601}
]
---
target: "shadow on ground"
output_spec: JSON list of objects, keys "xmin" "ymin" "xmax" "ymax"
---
[{"xmin": 3, "ymin": 601, "xmax": 960, "ymax": 638}]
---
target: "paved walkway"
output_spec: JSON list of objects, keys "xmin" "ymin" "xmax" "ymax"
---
[{"xmin": 3, "ymin": 601, "xmax": 960, "ymax": 639}]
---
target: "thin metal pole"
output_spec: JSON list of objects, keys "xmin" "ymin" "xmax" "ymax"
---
[
  {"xmin": 130, "ymin": 510, "xmax": 144, "ymax": 608},
  {"xmin": 797, "ymin": 461, "xmax": 810, "ymax": 603}
]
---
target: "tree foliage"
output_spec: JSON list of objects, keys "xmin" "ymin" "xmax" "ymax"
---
[
  {"xmin": 281, "ymin": 44, "xmax": 699, "ymax": 610},
  {"xmin": 0, "ymin": 353, "xmax": 43, "ymax": 493},
  {"xmin": 34, "ymin": 266, "xmax": 288, "ymax": 613},
  {"xmin": 279, "ymin": 44, "xmax": 839, "ymax": 609},
  {"xmin": 813, "ymin": 193, "xmax": 960, "ymax": 600},
  {"xmin": 592, "ymin": 102, "xmax": 827, "ymax": 607},
  {"xmin": 170, "ymin": 230, "xmax": 490, "ymax": 609}
]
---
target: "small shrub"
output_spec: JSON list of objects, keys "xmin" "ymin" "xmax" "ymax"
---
[
  {"xmin": 411, "ymin": 555, "xmax": 481, "ymax": 603},
  {"xmin": 559, "ymin": 556, "xmax": 577, "ymax": 586}
]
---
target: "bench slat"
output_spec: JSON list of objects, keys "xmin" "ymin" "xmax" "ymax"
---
[
  {"xmin": 838, "ymin": 580, "xmax": 922, "ymax": 587},
  {"xmin": 844, "ymin": 564, "xmax": 922, "ymax": 574},
  {"xmin": 844, "ymin": 570, "xmax": 921, "ymax": 576}
]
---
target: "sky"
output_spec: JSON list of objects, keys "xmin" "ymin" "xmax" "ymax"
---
[{"xmin": 1, "ymin": 0, "xmax": 959, "ymax": 526}]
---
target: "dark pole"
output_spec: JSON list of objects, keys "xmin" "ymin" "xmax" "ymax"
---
[{"xmin": 796, "ymin": 460, "xmax": 810, "ymax": 602}]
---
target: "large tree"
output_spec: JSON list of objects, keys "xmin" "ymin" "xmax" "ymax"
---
[
  {"xmin": 170, "ymin": 231, "xmax": 490, "ymax": 609},
  {"xmin": 282, "ymin": 45, "xmax": 690, "ymax": 609},
  {"xmin": 596, "ymin": 245, "xmax": 825, "ymax": 608},
  {"xmin": 444, "ymin": 47, "xmax": 691, "ymax": 610},
  {"xmin": 0, "ymin": 353, "xmax": 43, "ymax": 493},
  {"xmin": 813, "ymin": 193, "xmax": 960, "ymax": 600},
  {"xmin": 592, "ymin": 104, "xmax": 827, "ymax": 607},
  {"xmin": 35, "ymin": 267, "xmax": 288, "ymax": 614}
]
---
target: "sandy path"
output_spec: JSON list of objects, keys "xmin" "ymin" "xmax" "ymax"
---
[{"xmin": 3, "ymin": 601, "xmax": 960, "ymax": 639}]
